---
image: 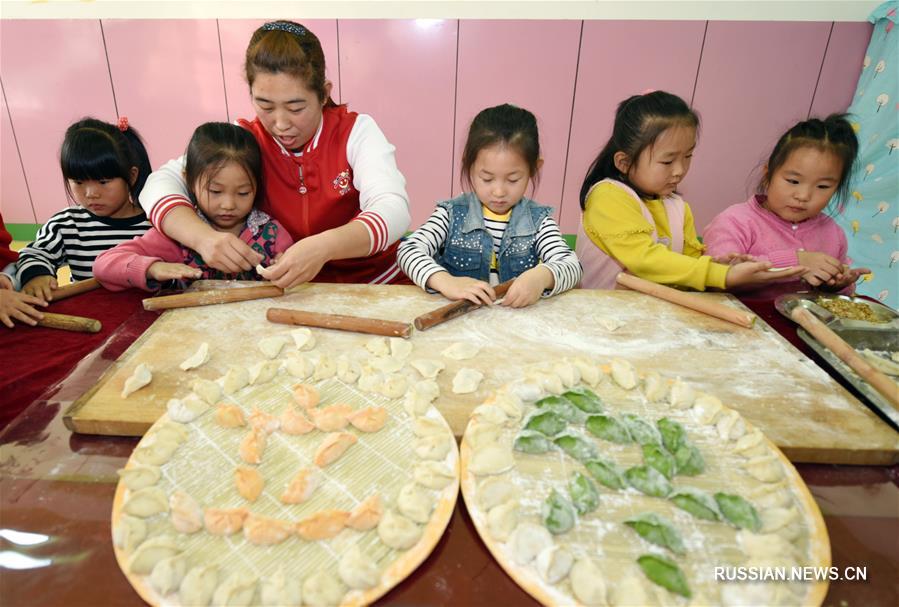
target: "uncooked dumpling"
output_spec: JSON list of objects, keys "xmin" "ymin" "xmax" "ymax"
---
[
  {"xmin": 396, "ymin": 482, "xmax": 434, "ymax": 524},
  {"xmin": 465, "ymin": 421, "xmax": 501, "ymax": 450},
  {"xmin": 290, "ymin": 327, "xmax": 316, "ymax": 351},
  {"xmin": 167, "ymin": 394, "xmax": 209, "ymax": 423},
  {"xmin": 222, "ymin": 365, "xmax": 249, "ymax": 395},
  {"xmin": 368, "ymin": 356, "xmax": 404, "ymax": 374},
  {"xmin": 571, "ymin": 357, "xmax": 601, "ymax": 386},
  {"xmin": 285, "ymin": 353, "xmax": 315, "ymax": 379},
  {"xmin": 508, "ymin": 522, "xmax": 553, "ymax": 565},
  {"xmin": 123, "ymin": 486, "xmax": 169, "ymax": 518},
  {"xmin": 132, "ymin": 434, "xmax": 180, "ymax": 466},
  {"xmin": 379, "ymin": 373, "xmax": 408, "ymax": 399},
  {"xmin": 113, "ymin": 514, "xmax": 147, "ymax": 552},
  {"xmin": 734, "ymin": 431, "xmax": 768, "ymax": 459},
  {"xmin": 442, "ymin": 342, "xmax": 479, "ymax": 360},
  {"xmin": 169, "ymin": 490, "xmax": 203, "ymax": 534},
  {"xmin": 409, "ymin": 358, "xmax": 445, "ymax": 379},
  {"xmin": 596, "ymin": 315, "xmax": 625, "ymax": 332},
  {"xmin": 691, "ymin": 393, "xmax": 723, "ymax": 424},
  {"xmin": 122, "ymin": 363, "xmax": 152, "ymax": 398},
  {"xmin": 716, "ymin": 408, "xmax": 746, "ymax": 441},
  {"xmin": 471, "ymin": 404, "xmax": 508, "ymax": 426},
  {"xmin": 610, "ymin": 358, "xmax": 636, "ymax": 390},
  {"xmin": 486, "ymin": 499, "xmax": 518, "ymax": 541},
  {"xmin": 535, "ymin": 544, "xmax": 574, "ymax": 584},
  {"xmin": 413, "ymin": 460, "xmax": 455, "ymax": 489},
  {"xmin": 249, "ymin": 360, "xmax": 281, "ymax": 385},
  {"xmin": 485, "ymin": 390, "xmax": 523, "ymax": 421},
  {"xmin": 413, "ymin": 432, "xmax": 452, "ymax": 460},
  {"xmin": 260, "ymin": 568, "xmax": 302, "ymax": 607},
  {"xmin": 179, "ymin": 342, "xmax": 209, "ymax": 371},
  {"xmin": 552, "ymin": 360, "xmax": 580, "ymax": 388},
  {"xmin": 336, "ymin": 355, "xmax": 361, "ymax": 384},
  {"xmin": 150, "ymin": 552, "xmax": 188, "ymax": 595},
  {"xmin": 468, "ymin": 444, "xmax": 514, "ymax": 475},
  {"xmin": 669, "ymin": 377, "xmax": 695, "ymax": 409},
  {"xmin": 117, "ymin": 464, "xmax": 161, "ymax": 491},
  {"xmin": 377, "ymin": 509, "xmax": 421, "ymax": 549},
  {"xmin": 258, "ymin": 335, "xmax": 290, "ymax": 359},
  {"xmin": 191, "ymin": 378, "xmax": 222, "ymax": 404},
  {"xmin": 744, "ymin": 455, "xmax": 784, "ymax": 483},
  {"xmin": 390, "ymin": 337, "xmax": 413, "ymax": 359},
  {"xmin": 302, "ymin": 571, "xmax": 345, "ymax": 607},
  {"xmin": 211, "ymin": 572, "xmax": 257, "ymax": 607},
  {"xmin": 313, "ymin": 354, "xmax": 337, "ymax": 381},
  {"xmin": 364, "ymin": 336, "xmax": 390, "ymax": 357},
  {"xmin": 478, "ymin": 476, "xmax": 517, "ymax": 510},
  {"xmin": 338, "ymin": 545, "xmax": 381, "ymax": 590},
  {"xmin": 179, "ymin": 565, "xmax": 218, "ymax": 607},
  {"xmin": 127, "ymin": 535, "xmax": 180, "ymax": 574},
  {"xmin": 412, "ymin": 417, "xmax": 445, "ymax": 438},
  {"xmin": 452, "ymin": 368, "xmax": 484, "ymax": 394},
  {"xmin": 569, "ymin": 558, "xmax": 607, "ymax": 605},
  {"xmin": 643, "ymin": 371, "xmax": 668, "ymax": 402},
  {"xmin": 243, "ymin": 514, "xmax": 292, "ymax": 545}
]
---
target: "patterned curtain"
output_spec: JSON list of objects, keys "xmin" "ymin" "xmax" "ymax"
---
[{"xmin": 841, "ymin": 1, "xmax": 899, "ymax": 308}]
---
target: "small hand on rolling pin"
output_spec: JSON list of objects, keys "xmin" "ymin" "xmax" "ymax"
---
[
  {"xmin": 499, "ymin": 266, "xmax": 554, "ymax": 308},
  {"xmin": 0, "ymin": 275, "xmax": 47, "ymax": 328},
  {"xmin": 147, "ymin": 262, "xmax": 203, "ymax": 283},
  {"xmin": 426, "ymin": 272, "xmax": 496, "ymax": 306}
]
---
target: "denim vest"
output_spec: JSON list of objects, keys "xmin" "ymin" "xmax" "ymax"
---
[{"xmin": 434, "ymin": 192, "xmax": 551, "ymax": 283}]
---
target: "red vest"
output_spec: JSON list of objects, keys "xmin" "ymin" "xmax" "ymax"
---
[{"xmin": 240, "ymin": 107, "xmax": 402, "ymax": 284}]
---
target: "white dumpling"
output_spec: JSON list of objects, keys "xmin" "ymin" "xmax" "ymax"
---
[
  {"xmin": 249, "ymin": 360, "xmax": 281, "ymax": 385},
  {"xmin": 258, "ymin": 335, "xmax": 290, "ymax": 359},
  {"xmin": 508, "ymin": 522, "xmax": 553, "ymax": 565},
  {"xmin": 211, "ymin": 572, "xmax": 257, "ymax": 607},
  {"xmin": 486, "ymin": 499, "xmax": 518, "ymax": 541},
  {"xmin": 442, "ymin": 342, "xmax": 479, "ymax": 360},
  {"xmin": 596, "ymin": 315, "xmax": 625, "ymax": 332},
  {"xmin": 569, "ymin": 558, "xmax": 607, "ymax": 605},
  {"xmin": 487, "ymin": 390, "xmax": 523, "ymax": 421},
  {"xmin": 607, "ymin": 573, "xmax": 649, "ymax": 606},
  {"xmin": 127, "ymin": 535, "xmax": 180, "ymax": 574},
  {"xmin": 478, "ymin": 476, "xmax": 517, "ymax": 510},
  {"xmin": 150, "ymin": 552, "xmax": 188, "ymax": 595},
  {"xmin": 506, "ymin": 379, "xmax": 543, "ymax": 402},
  {"xmin": 152, "ymin": 421, "xmax": 190, "ymax": 445},
  {"xmin": 465, "ymin": 421, "xmax": 501, "ymax": 450},
  {"xmin": 524, "ymin": 370, "xmax": 563, "ymax": 395},
  {"xmin": 117, "ymin": 464, "xmax": 161, "ymax": 491},
  {"xmin": 113, "ymin": 514, "xmax": 147, "ymax": 552},
  {"xmin": 285, "ymin": 353, "xmax": 315, "ymax": 379},
  {"xmin": 302, "ymin": 571, "xmax": 345, "ymax": 607},
  {"xmin": 132, "ymin": 434, "xmax": 180, "ymax": 466},
  {"xmin": 409, "ymin": 358, "xmax": 445, "ymax": 379},
  {"xmin": 389, "ymin": 337, "xmax": 413, "ymax": 360},
  {"xmin": 744, "ymin": 455, "xmax": 784, "ymax": 483},
  {"xmin": 737, "ymin": 530, "xmax": 798, "ymax": 559},
  {"xmin": 414, "ymin": 433, "xmax": 452, "ymax": 460},
  {"xmin": 170, "ymin": 490, "xmax": 203, "ymax": 534},
  {"xmin": 191, "ymin": 378, "xmax": 222, "ymax": 405},
  {"xmin": 412, "ymin": 416, "xmax": 445, "ymax": 437},
  {"xmin": 471, "ymin": 404, "xmax": 508, "ymax": 426},
  {"xmin": 122, "ymin": 363, "xmax": 152, "ymax": 398},
  {"xmin": 411, "ymin": 379, "xmax": 440, "ymax": 402},
  {"xmin": 643, "ymin": 371, "xmax": 669, "ymax": 402},
  {"xmin": 413, "ymin": 460, "xmax": 455, "ymax": 490},
  {"xmin": 571, "ymin": 357, "xmax": 601, "ymax": 386},
  {"xmin": 378, "ymin": 373, "xmax": 408, "ymax": 398},
  {"xmin": 536, "ymin": 545, "xmax": 574, "ymax": 584},
  {"xmin": 610, "ymin": 358, "xmax": 637, "ymax": 390},
  {"xmin": 336, "ymin": 355, "xmax": 361, "ymax": 384},
  {"xmin": 290, "ymin": 327, "xmax": 316, "ymax": 351},
  {"xmin": 222, "ymin": 365, "xmax": 249, "ymax": 395},
  {"xmin": 397, "ymin": 482, "xmax": 434, "ymax": 524},
  {"xmin": 761, "ymin": 506, "xmax": 799, "ymax": 534},
  {"xmin": 468, "ymin": 444, "xmax": 514, "ymax": 475},
  {"xmin": 734, "ymin": 430, "xmax": 769, "ymax": 459},
  {"xmin": 123, "ymin": 486, "xmax": 169, "ymax": 518},
  {"xmin": 691, "ymin": 393, "xmax": 723, "ymax": 424},
  {"xmin": 166, "ymin": 394, "xmax": 209, "ymax": 423},
  {"xmin": 452, "ymin": 368, "xmax": 484, "ymax": 394},
  {"xmin": 313, "ymin": 354, "xmax": 337, "ymax": 381},
  {"xmin": 364, "ymin": 336, "xmax": 390, "ymax": 357},
  {"xmin": 179, "ymin": 342, "xmax": 209, "ymax": 371},
  {"xmin": 552, "ymin": 360, "xmax": 580, "ymax": 388},
  {"xmin": 669, "ymin": 377, "xmax": 695, "ymax": 409},
  {"xmin": 748, "ymin": 480, "xmax": 793, "ymax": 509},
  {"xmin": 179, "ymin": 565, "xmax": 218, "ymax": 607},
  {"xmin": 717, "ymin": 408, "xmax": 747, "ymax": 441},
  {"xmin": 358, "ymin": 371, "xmax": 383, "ymax": 393},
  {"xmin": 403, "ymin": 391, "xmax": 433, "ymax": 416},
  {"xmin": 261, "ymin": 568, "xmax": 302, "ymax": 607},
  {"xmin": 369, "ymin": 355, "xmax": 404, "ymax": 374},
  {"xmin": 377, "ymin": 509, "xmax": 422, "ymax": 550},
  {"xmin": 338, "ymin": 545, "xmax": 381, "ymax": 590}
]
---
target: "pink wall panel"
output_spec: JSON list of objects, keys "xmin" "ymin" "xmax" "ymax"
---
[
  {"xmin": 219, "ymin": 20, "xmax": 339, "ymax": 124},
  {"xmin": 0, "ymin": 86, "xmax": 34, "ymax": 223},
  {"xmin": 103, "ymin": 20, "xmax": 227, "ymax": 171},
  {"xmin": 561, "ymin": 20, "xmax": 706, "ymax": 232},
  {"xmin": 809, "ymin": 22, "xmax": 872, "ymax": 117},
  {"xmin": 455, "ymin": 21, "xmax": 581, "ymax": 224},
  {"xmin": 0, "ymin": 20, "xmax": 116, "ymax": 222},
  {"xmin": 689, "ymin": 21, "xmax": 832, "ymax": 232},
  {"xmin": 339, "ymin": 19, "xmax": 457, "ymax": 227}
]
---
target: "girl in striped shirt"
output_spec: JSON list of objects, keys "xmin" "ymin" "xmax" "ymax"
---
[
  {"xmin": 398, "ymin": 104, "xmax": 582, "ymax": 307},
  {"xmin": 16, "ymin": 117, "xmax": 152, "ymax": 301}
]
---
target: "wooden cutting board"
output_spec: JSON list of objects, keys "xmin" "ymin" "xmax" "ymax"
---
[{"xmin": 64, "ymin": 282, "xmax": 899, "ymax": 465}]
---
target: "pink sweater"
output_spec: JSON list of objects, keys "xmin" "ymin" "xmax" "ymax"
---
[{"xmin": 703, "ymin": 195, "xmax": 851, "ymax": 298}]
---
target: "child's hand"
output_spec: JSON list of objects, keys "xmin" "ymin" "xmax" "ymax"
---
[
  {"xmin": 0, "ymin": 289, "xmax": 47, "ymax": 328},
  {"xmin": 197, "ymin": 231, "xmax": 263, "ymax": 274},
  {"xmin": 22, "ymin": 275, "xmax": 56, "ymax": 302},
  {"xmin": 148, "ymin": 262, "xmax": 203, "ymax": 283},
  {"xmin": 820, "ymin": 265, "xmax": 871, "ymax": 292},
  {"xmin": 0, "ymin": 274, "xmax": 12, "ymax": 290},
  {"xmin": 501, "ymin": 267, "xmax": 554, "ymax": 308},
  {"xmin": 427, "ymin": 272, "xmax": 496, "ymax": 305},
  {"xmin": 724, "ymin": 261, "xmax": 806, "ymax": 290},
  {"xmin": 796, "ymin": 250, "xmax": 844, "ymax": 287},
  {"xmin": 713, "ymin": 253, "xmax": 756, "ymax": 266}
]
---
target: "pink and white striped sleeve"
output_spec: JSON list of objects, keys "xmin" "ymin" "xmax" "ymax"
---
[{"xmin": 138, "ymin": 155, "xmax": 193, "ymax": 230}]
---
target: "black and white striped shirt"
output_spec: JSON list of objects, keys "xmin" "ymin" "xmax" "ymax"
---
[
  {"xmin": 397, "ymin": 205, "xmax": 582, "ymax": 296},
  {"xmin": 16, "ymin": 206, "xmax": 151, "ymax": 285}
]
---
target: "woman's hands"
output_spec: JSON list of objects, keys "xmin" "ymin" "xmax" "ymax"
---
[
  {"xmin": 148, "ymin": 262, "xmax": 203, "ymax": 283},
  {"xmin": 258, "ymin": 236, "xmax": 330, "ymax": 289}
]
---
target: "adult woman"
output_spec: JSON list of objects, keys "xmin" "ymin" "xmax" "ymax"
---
[{"xmin": 139, "ymin": 20, "xmax": 410, "ymax": 287}]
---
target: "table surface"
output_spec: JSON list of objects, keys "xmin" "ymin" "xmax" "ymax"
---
[{"xmin": 1, "ymin": 286, "xmax": 897, "ymax": 607}]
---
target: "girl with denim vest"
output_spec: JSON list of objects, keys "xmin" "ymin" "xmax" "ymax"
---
[
  {"xmin": 576, "ymin": 91, "xmax": 805, "ymax": 291},
  {"xmin": 398, "ymin": 104, "xmax": 582, "ymax": 307}
]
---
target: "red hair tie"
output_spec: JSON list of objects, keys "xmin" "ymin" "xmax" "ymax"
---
[
  {"xmin": 117, "ymin": 116, "xmax": 129, "ymax": 132},
  {"xmin": 641, "ymin": 88, "xmax": 657, "ymax": 95}
]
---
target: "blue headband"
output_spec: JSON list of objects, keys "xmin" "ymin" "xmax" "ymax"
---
[{"xmin": 261, "ymin": 21, "xmax": 306, "ymax": 37}]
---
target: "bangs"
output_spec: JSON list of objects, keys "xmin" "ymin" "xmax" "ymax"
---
[{"xmin": 60, "ymin": 132, "xmax": 127, "ymax": 181}]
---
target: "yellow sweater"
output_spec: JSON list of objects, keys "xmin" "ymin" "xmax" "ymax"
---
[{"xmin": 582, "ymin": 182, "xmax": 728, "ymax": 291}]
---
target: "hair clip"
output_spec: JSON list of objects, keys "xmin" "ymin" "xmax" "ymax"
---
[
  {"xmin": 641, "ymin": 88, "xmax": 657, "ymax": 95},
  {"xmin": 261, "ymin": 21, "xmax": 306, "ymax": 37},
  {"xmin": 117, "ymin": 116, "xmax": 129, "ymax": 132}
]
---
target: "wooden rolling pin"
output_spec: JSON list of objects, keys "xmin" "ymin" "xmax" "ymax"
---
[
  {"xmin": 414, "ymin": 279, "xmax": 515, "ymax": 331},
  {"xmin": 616, "ymin": 273, "xmax": 756, "ymax": 329},
  {"xmin": 37, "ymin": 312, "xmax": 101, "ymax": 333},
  {"xmin": 792, "ymin": 307, "xmax": 899, "ymax": 409},
  {"xmin": 267, "ymin": 308, "xmax": 412, "ymax": 338},
  {"xmin": 143, "ymin": 284, "xmax": 284, "ymax": 311},
  {"xmin": 50, "ymin": 278, "xmax": 100, "ymax": 301}
]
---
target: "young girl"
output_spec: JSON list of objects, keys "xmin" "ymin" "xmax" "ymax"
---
[
  {"xmin": 16, "ymin": 117, "xmax": 152, "ymax": 301},
  {"xmin": 704, "ymin": 115, "xmax": 869, "ymax": 297},
  {"xmin": 95, "ymin": 122, "xmax": 293, "ymax": 291},
  {"xmin": 397, "ymin": 104, "xmax": 582, "ymax": 307},
  {"xmin": 576, "ymin": 91, "xmax": 804, "ymax": 291}
]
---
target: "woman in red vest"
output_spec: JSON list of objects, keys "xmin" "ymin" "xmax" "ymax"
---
[{"xmin": 139, "ymin": 20, "xmax": 410, "ymax": 287}]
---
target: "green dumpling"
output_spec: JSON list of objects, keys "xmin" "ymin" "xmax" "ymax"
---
[
  {"xmin": 673, "ymin": 443, "xmax": 705, "ymax": 476},
  {"xmin": 584, "ymin": 458, "xmax": 626, "ymax": 490},
  {"xmin": 562, "ymin": 387, "xmax": 604, "ymax": 413},
  {"xmin": 624, "ymin": 513, "xmax": 685, "ymax": 555},
  {"xmin": 656, "ymin": 418, "xmax": 687, "ymax": 453},
  {"xmin": 514, "ymin": 429, "xmax": 554, "ymax": 454},
  {"xmin": 568, "ymin": 472, "xmax": 600, "ymax": 514},
  {"xmin": 524, "ymin": 410, "xmax": 567, "ymax": 437},
  {"xmin": 669, "ymin": 488, "xmax": 721, "ymax": 521},
  {"xmin": 585, "ymin": 414, "xmax": 632, "ymax": 444},
  {"xmin": 535, "ymin": 395, "xmax": 580, "ymax": 422},
  {"xmin": 620, "ymin": 414, "xmax": 662, "ymax": 446},
  {"xmin": 715, "ymin": 493, "xmax": 761, "ymax": 532},
  {"xmin": 624, "ymin": 465, "xmax": 672, "ymax": 498},
  {"xmin": 554, "ymin": 431, "xmax": 599, "ymax": 463},
  {"xmin": 637, "ymin": 554, "xmax": 691, "ymax": 598},
  {"xmin": 642, "ymin": 443, "xmax": 677, "ymax": 480},
  {"xmin": 542, "ymin": 489, "xmax": 577, "ymax": 534}
]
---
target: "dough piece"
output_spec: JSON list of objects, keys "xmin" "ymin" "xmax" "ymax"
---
[
  {"xmin": 596, "ymin": 315, "xmax": 625, "ymax": 332},
  {"xmin": 358, "ymin": 371, "xmax": 383, "ymax": 394},
  {"xmin": 390, "ymin": 337, "xmax": 413, "ymax": 359},
  {"xmin": 365, "ymin": 336, "xmax": 390, "ymax": 357},
  {"xmin": 290, "ymin": 327, "xmax": 316, "ymax": 351},
  {"xmin": 238, "ymin": 428, "xmax": 267, "ymax": 465},
  {"xmin": 247, "ymin": 408, "xmax": 280, "ymax": 433},
  {"xmin": 292, "ymin": 384, "xmax": 320, "ymax": 409},
  {"xmin": 413, "ymin": 378, "xmax": 441, "ymax": 401},
  {"xmin": 216, "ymin": 404, "xmax": 246, "ymax": 428},
  {"xmin": 748, "ymin": 480, "xmax": 793, "ymax": 509},
  {"xmin": 536, "ymin": 545, "xmax": 574, "ymax": 584},
  {"xmin": 369, "ymin": 355, "xmax": 404, "ymax": 374},
  {"xmin": 285, "ymin": 353, "xmax": 315, "ymax": 379},
  {"xmin": 468, "ymin": 444, "xmax": 514, "ymax": 475},
  {"xmin": 555, "ymin": 361, "xmax": 582, "ymax": 388},
  {"xmin": 113, "ymin": 514, "xmax": 147, "ymax": 552},
  {"xmin": 478, "ymin": 476, "xmax": 517, "ymax": 510},
  {"xmin": 117, "ymin": 464, "xmax": 161, "ymax": 491},
  {"xmin": 122, "ymin": 363, "xmax": 152, "ymax": 398},
  {"xmin": 314, "ymin": 432, "xmax": 358, "ymax": 467},
  {"xmin": 410, "ymin": 358, "xmax": 445, "ymax": 379},
  {"xmin": 281, "ymin": 468, "xmax": 320, "ymax": 504},
  {"xmin": 179, "ymin": 565, "xmax": 218, "ymax": 607},
  {"xmin": 203, "ymin": 508, "xmax": 248, "ymax": 535},
  {"xmin": 524, "ymin": 369, "xmax": 564, "ymax": 395},
  {"xmin": 508, "ymin": 522, "xmax": 553, "ymax": 565},
  {"xmin": 346, "ymin": 494, "xmax": 383, "ymax": 531},
  {"xmin": 377, "ymin": 509, "xmax": 422, "ymax": 549},
  {"xmin": 452, "ymin": 368, "xmax": 484, "ymax": 394},
  {"xmin": 465, "ymin": 421, "xmax": 501, "ymax": 450},
  {"xmin": 222, "ymin": 365, "xmax": 249, "ymax": 395},
  {"xmin": 179, "ymin": 342, "xmax": 210, "ymax": 371},
  {"xmin": 302, "ymin": 572, "xmax": 345, "ymax": 607},
  {"xmin": 192, "ymin": 378, "xmax": 222, "ymax": 405},
  {"xmin": 404, "ymin": 379, "xmax": 440, "ymax": 415},
  {"xmin": 255, "ymin": 263, "xmax": 266, "ymax": 275},
  {"xmin": 668, "ymin": 377, "xmax": 695, "ymax": 409},
  {"xmin": 348, "ymin": 406, "xmax": 388, "ymax": 432},
  {"xmin": 507, "ymin": 379, "xmax": 544, "ymax": 402},
  {"xmin": 413, "ymin": 416, "xmax": 445, "ymax": 437},
  {"xmin": 258, "ymin": 335, "xmax": 290, "ymax": 359},
  {"xmin": 442, "ymin": 342, "xmax": 479, "ymax": 360},
  {"xmin": 309, "ymin": 403, "xmax": 353, "ymax": 432},
  {"xmin": 607, "ymin": 573, "xmax": 650, "ymax": 607},
  {"xmin": 313, "ymin": 354, "xmax": 337, "ymax": 381},
  {"xmin": 296, "ymin": 510, "xmax": 350, "ymax": 540},
  {"xmin": 280, "ymin": 407, "xmax": 315, "ymax": 435},
  {"xmin": 643, "ymin": 371, "xmax": 669, "ymax": 402},
  {"xmin": 169, "ymin": 490, "xmax": 203, "ymax": 534},
  {"xmin": 485, "ymin": 390, "xmax": 523, "ymax": 421},
  {"xmin": 487, "ymin": 500, "xmax": 518, "ymax": 541},
  {"xmin": 569, "ymin": 558, "xmax": 607, "ymax": 605},
  {"xmin": 761, "ymin": 506, "xmax": 799, "ymax": 534},
  {"xmin": 166, "ymin": 394, "xmax": 209, "ymax": 423},
  {"xmin": 151, "ymin": 421, "xmax": 190, "ymax": 445},
  {"xmin": 744, "ymin": 455, "xmax": 784, "ymax": 483},
  {"xmin": 413, "ymin": 461, "xmax": 455, "ymax": 490},
  {"xmin": 249, "ymin": 360, "xmax": 281, "ymax": 385},
  {"xmin": 571, "ymin": 357, "xmax": 601, "ymax": 387},
  {"xmin": 123, "ymin": 486, "xmax": 169, "ymax": 518},
  {"xmin": 860, "ymin": 349, "xmax": 899, "ymax": 375},
  {"xmin": 610, "ymin": 358, "xmax": 637, "ymax": 390},
  {"xmin": 336, "ymin": 355, "xmax": 361, "ymax": 384},
  {"xmin": 338, "ymin": 545, "xmax": 381, "ymax": 590},
  {"xmin": 243, "ymin": 514, "xmax": 292, "ymax": 545},
  {"xmin": 379, "ymin": 373, "xmax": 408, "ymax": 399},
  {"xmin": 397, "ymin": 482, "xmax": 434, "ymax": 524},
  {"xmin": 716, "ymin": 408, "xmax": 747, "ymax": 441},
  {"xmin": 737, "ymin": 530, "xmax": 798, "ymax": 559},
  {"xmin": 261, "ymin": 568, "xmax": 302, "ymax": 607},
  {"xmin": 150, "ymin": 552, "xmax": 188, "ymax": 595},
  {"xmin": 211, "ymin": 573, "xmax": 257, "ymax": 607},
  {"xmin": 734, "ymin": 430, "xmax": 769, "ymax": 459},
  {"xmin": 691, "ymin": 393, "xmax": 723, "ymax": 425},
  {"xmin": 414, "ymin": 432, "xmax": 452, "ymax": 460},
  {"xmin": 471, "ymin": 404, "xmax": 508, "ymax": 426},
  {"xmin": 127, "ymin": 535, "xmax": 180, "ymax": 574},
  {"xmin": 235, "ymin": 466, "xmax": 265, "ymax": 502}
]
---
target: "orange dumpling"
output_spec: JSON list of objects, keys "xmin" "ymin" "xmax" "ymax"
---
[
  {"xmin": 280, "ymin": 468, "xmax": 320, "ymax": 504},
  {"xmin": 204, "ymin": 507, "xmax": 249, "ymax": 535},
  {"xmin": 295, "ymin": 509, "xmax": 350, "ymax": 540},
  {"xmin": 243, "ymin": 513, "xmax": 293, "ymax": 545},
  {"xmin": 280, "ymin": 407, "xmax": 315, "ymax": 435},
  {"xmin": 247, "ymin": 408, "xmax": 280, "ymax": 434},
  {"xmin": 239, "ymin": 428, "xmax": 267, "ymax": 465},
  {"xmin": 313, "ymin": 432, "xmax": 358, "ymax": 467},
  {"xmin": 347, "ymin": 406, "xmax": 388, "ymax": 433},
  {"xmin": 235, "ymin": 466, "xmax": 265, "ymax": 502},
  {"xmin": 292, "ymin": 384, "xmax": 320, "ymax": 409},
  {"xmin": 309, "ymin": 404, "xmax": 353, "ymax": 432},
  {"xmin": 215, "ymin": 403, "xmax": 245, "ymax": 428},
  {"xmin": 346, "ymin": 493, "xmax": 382, "ymax": 531}
]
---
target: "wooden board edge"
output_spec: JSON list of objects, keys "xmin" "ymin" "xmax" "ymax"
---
[{"xmin": 779, "ymin": 446, "xmax": 899, "ymax": 466}]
